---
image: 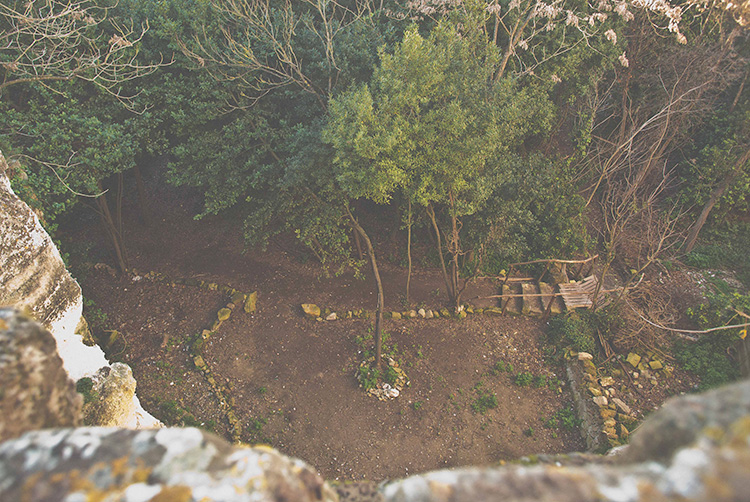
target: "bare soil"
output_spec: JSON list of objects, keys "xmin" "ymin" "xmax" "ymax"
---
[{"xmin": 64, "ymin": 181, "xmax": 586, "ymax": 481}]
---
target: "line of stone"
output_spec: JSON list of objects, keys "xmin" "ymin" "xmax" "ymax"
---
[
  {"xmin": 300, "ymin": 303, "xmax": 517, "ymax": 321},
  {"xmin": 127, "ymin": 268, "xmax": 257, "ymax": 444},
  {"xmin": 566, "ymin": 349, "xmax": 671, "ymax": 450}
]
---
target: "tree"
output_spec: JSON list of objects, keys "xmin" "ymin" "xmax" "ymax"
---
[
  {"xmin": 1, "ymin": 0, "xmax": 161, "ymax": 99},
  {"xmin": 326, "ymin": 10, "xmax": 555, "ymax": 310}
]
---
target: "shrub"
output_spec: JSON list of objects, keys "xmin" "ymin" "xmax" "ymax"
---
[
  {"xmin": 548, "ymin": 311, "xmax": 596, "ymax": 354},
  {"xmin": 673, "ymin": 333, "xmax": 740, "ymax": 391},
  {"xmin": 358, "ymin": 366, "xmax": 381, "ymax": 390}
]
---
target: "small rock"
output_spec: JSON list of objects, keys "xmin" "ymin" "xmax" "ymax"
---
[
  {"xmin": 217, "ymin": 308, "xmax": 231, "ymax": 322},
  {"xmin": 603, "ymin": 418, "xmax": 616, "ymax": 427},
  {"xmin": 301, "ymin": 304, "xmax": 321, "ymax": 318},
  {"xmin": 612, "ymin": 397, "xmax": 631, "ymax": 415},
  {"xmin": 588, "ymin": 387, "xmax": 602, "ymax": 397},
  {"xmin": 244, "ymin": 291, "xmax": 258, "ymax": 313},
  {"xmin": 418, "ymin": 308, "xmax": 426, "ymax": 318},
  {"xmin": 457, "ymin": 311, "xmax": 467, "ymax": 319},
  {"xmin": 408, "ymin": 310, "xmax": 417, "ymax": 319},
  {"xmin": 599, "ymin": 376, "xmax": 615, "ymax": 387},
  {"xmin": 326, "ymin": 313, "xmax": 337, "ymax": 321},
  {"xmin": 193, "ymin": 355, "xmax": 206, "ymax": 369},
  {"xmin": 626, "ymin": 352, "xmax": 641, "ymax": 368},
  {"xmin": 593, "ymin": 396, "xmax": 608, "ymax": 407},
  {"xmin": 231, "ymin": 291, "xmax": 246, "ymax": 305},
  {"xmin": 649, "ymin": 360, "xmax": 663, "ymax": 370},
  {"xmin": 633, "ymin": 372, "xmax": 639, "ymax": 379},
  {"xmin": 600, "ymin": 408, "xmax": 616, "ymax": 419},
  {"xmin": 577, "ymin": 352, "xmax": 593, "ymax": 361},
  {"xmin": 392, "ymin": 312, "xmax": 402, "ymax": 320},
  {"xmin": 440, "ymin": 308, "xmax": 451, "ymax": 318},
  {"xmin": 425, "ymin": 310, "xmax": 434, "ymax": 319},
  {"xmin": 618, "ymin": 423, "xmax": 630, "ymax": 437}
]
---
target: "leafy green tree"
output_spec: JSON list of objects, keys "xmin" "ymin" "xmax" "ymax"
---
[{"xmin": 326, "ymin": 10, "xmax": 557, "ymax": 309}]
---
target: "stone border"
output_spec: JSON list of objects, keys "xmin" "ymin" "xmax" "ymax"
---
[
  {"xmin": 300, "ymin": 303, "xmax": 511, "ymax": 321},
  {"xmin": 128, "ymin": 268, "xmax": 258, "ymax": 443}
]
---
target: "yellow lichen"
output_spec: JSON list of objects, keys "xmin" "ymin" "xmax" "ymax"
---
[{"xmin": 149, "ymin": 485, "xmax": 193, "ymax": 502}]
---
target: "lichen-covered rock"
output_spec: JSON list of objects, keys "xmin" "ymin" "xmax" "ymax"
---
[
  {"xmin": 382, "ymin": 382, "xmax": 750, "ymax": 502},
  {"xmin": 81, "ymin": 363, "xmax": 137, "ymax": 427},
  {"xmin": 0, "ymin": 309, "xmax": 81, "ymax": 442},
  {"xmin": 620, "ymin": 378, "xmax": 750, "ymax": 463},
  {"xmin": 0, "ymin": 428, "xmax": 336, "ymax": 502}
]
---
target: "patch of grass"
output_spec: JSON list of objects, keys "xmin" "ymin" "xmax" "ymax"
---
[
  {"xmin": 491, "ymin": 360, "xmax": 514, "ymax": 375},
  {"xmin": 257, "ymin": 386, "xmax": 268, "ymax": 395},
  {"xmin": 412, "ymin": 400, "xmax": 423, "ymax": 410},
  {"xmin": 532, "ymin": 375, "xmax": 548, "ymax": 388},
  {"xmin": 544, "ymin": 407, "xmax": 581, "ymax": 431},
  {"xmin": 358, "ymin": 365, "xmax": 381, "ymax": 390},
  {"xmin": 471, "ymin": 389, "xmax": 498, "ymax": 414},
  {"xmin": 524, "ymin": 427, "xmax": 534, "ymax": 437},
  {"xmin": 384, "ymin": 366, "xmax": 399, "ymax": 385},
  {"xmin": 155, "ymin": 398, "xmax": 201, "ymax": 427},
  {"xmin": 514, "ymin": 372, "xmax": 534, "ymax": 387}
]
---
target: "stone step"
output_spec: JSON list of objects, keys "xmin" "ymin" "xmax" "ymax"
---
[
  {"xmin": 539, "ymin": 282, "xmax": 564, "ymax": 315},
  {"xmin": 522, "ymin": 283, "xmax": 543, "ymax": 316},
  {"xmin": 501, "ymin": 284, "xmax": 521, "ymax": 315}
]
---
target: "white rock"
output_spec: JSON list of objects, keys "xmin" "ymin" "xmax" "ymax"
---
[
  {"xmin": 325, "ymin": 313, "xmax": 337, "ymax": 321},
  {"xmin": 577, "ymin": 352, "xmax": 593, "ymax": 360},
  {"xmin": 418, "ymin": 308, "xmax": 426, "ymax": 318}
]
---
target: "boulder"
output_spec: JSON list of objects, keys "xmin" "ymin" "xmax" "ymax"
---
[
  {"xmin": 80, "ymin": 363, "xmax": 136, "ymax": 427},
  {"xmin": 0, "ymin": 428, "xmax": 336, "ymax": 502},
  {"xmin": 0, "ymin": 309, "xmax": 81, "ymax": 442},
  {"xmin": 301, "ymin": 304, "xmax": 321, "ymax": 318}
]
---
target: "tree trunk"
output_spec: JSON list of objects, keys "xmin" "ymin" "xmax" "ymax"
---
[
  {"xmin": 406, "ymin": 200, "xmax": 412, "ymax": 306},
  {"xmin": 684, "ymin": 145, "xmax": 750, "ymax": 253},
  {"xmin": 427, "ymin": 204, "xmax": 453, "ymax": 304},
  {"xmin": 94, "ymin": 183, "xmax": 128, "ymax": 274},
  {"xmin": 133, "ymin": 164, "xmax": 150, "ymax": 226},
  {"xmin": 347, "ymin": 207, "xmax": 384, "ymax": 370}
]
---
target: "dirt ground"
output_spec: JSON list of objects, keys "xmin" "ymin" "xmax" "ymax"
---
[
  {"xmin": 61, "ymin": 170, "xmax": 716, "ymax": 482},
  {"xmin": 62, "ymin": 179, "xmax": 591, "ymax": 481}
]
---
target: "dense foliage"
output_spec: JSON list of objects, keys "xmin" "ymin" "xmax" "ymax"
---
[{"xmin": 2, "ymin": 0, "xmax": 748, "ymax": 377}]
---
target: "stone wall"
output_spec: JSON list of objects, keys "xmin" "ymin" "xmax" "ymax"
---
[{"xmin": 0, "ymin": 152, "xmax": 159, "ymax": 429}]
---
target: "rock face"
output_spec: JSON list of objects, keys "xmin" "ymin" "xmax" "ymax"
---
[
  {"xmin": 0, "ymin": 157, "xmax": 106, "ymax": 379},
  {"xmin": 0, "ymin": 157, "xmax": 159, "ymax": 429},
  {"xmin": 0, "ymin": 309, "xmax": 81, "ymax": 442},
  {"xmin": 0, "ymin": 428, "xmax": 336, "ymax": 502}
]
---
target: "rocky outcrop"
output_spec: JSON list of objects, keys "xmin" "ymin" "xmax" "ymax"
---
[
  {"xmin": 0, "ymin": 155, "xmax": 159, "ymax": 429},
  {"xmin": 0, "ymin": 156, "xmax": 105, "ymax": 380},
  {"xmin": 0, "ymin": 308, "xmax": 81, "ymax": 442},
  {"xmin": 0, "ymin": 428, "xmax": 336, "ymax": 502}
]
